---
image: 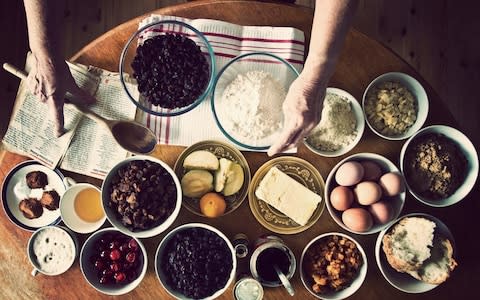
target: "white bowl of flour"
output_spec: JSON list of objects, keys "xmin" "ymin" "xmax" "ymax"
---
[
  {"xmin": 304, "ymin": 87, "xmax": 365, "ymax": 157},
  {"xmin": 211, "ymin": 52, "xmax": 299, "ymax": 150}
]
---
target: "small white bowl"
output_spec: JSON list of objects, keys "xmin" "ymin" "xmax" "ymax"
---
[
  {"xmin": 362, "ymin": 72, "xmax": 428, "ymax": 140},
  {"xmin": 325, "ymin": 153, "xmax": 406, "ymax": 235},
  {"xmin": 27, "ymin": 225, "xmax": 78, "ymax": 276},
  {"xmin": 60, "ymin": 183, "xmax": 106, "ymax": 234},
  {"xmin": 80, "ymin": 227, "xmax": 147, "ymax": 296},
  {"xmin": 300, "ymin": 232, "xmax": 367, "ymax": 300},
  {"xmin": 101, "ymin": 155, "xmax": 182, "ymax": 238},
  {"xmin": 400, "ymin": 125, "xmax": 479, "ymax": 207},
  {"xmin": 155, "ymin": 223, "xmax": 237, "ymax": 299},
  {"xmin": 375, "ymin": 213, "xmax": 456, "ymax": 293},
  {"xmin": 304, "ymin": 87, "xmax": 365, "ymax": 157}
]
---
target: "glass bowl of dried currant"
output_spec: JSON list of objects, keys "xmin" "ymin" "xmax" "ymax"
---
[
  {"xmin": 119, "ymin": 19, "xmax": 216, "ymax": 116},
  {"xmin": 80, "ymin": 228, "xmax": 147, "ymax": 296}
]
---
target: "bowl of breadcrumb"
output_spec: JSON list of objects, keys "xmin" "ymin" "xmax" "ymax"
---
[{"xmin": 304, "ymin": 87, "xmax": 365, "ymax": 157}]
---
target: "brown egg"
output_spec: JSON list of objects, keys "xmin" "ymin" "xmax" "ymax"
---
[
  {"xmin": 335, "ymin": 161, "xmax": 364, "ymax": 186},
  {"xmin": 360, "ymin": 161, "xmax": 382, "ymax": 181},
  {"xmin": 368, "ymin": 200, "xmax": 394, "ymax": 224},
  {"xmin": 342, "ymin": 207, "xmax": 373, "ymax": 232},
  {"xmin": 379, "ymin": 172, "xmax": 404, "ymax": 196},
  {"xmin": 330, "ymin": 186, "xmax": 354, "ymax": 211},
  {"xmin": 354, "ymin": 181, "xmax": 382, "ymax": 205}
]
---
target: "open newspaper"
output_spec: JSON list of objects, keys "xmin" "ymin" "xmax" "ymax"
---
[{"xmin": 2, "ymin": 54, "xmax": 138, "ymax": 179}]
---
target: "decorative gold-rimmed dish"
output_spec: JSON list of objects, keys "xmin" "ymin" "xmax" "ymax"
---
[
  {"xmin": 248, "ymin": 156, "xmax": 325, "ymax": 234},
  {"xmin": 173, "ymin": 140, "xmax": 251, "ymax": 217}
]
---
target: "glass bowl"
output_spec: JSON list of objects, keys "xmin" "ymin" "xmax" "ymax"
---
[
  {"xmin": 211, "ymin": 52, "xmax": 299, "ymax": 150},
  {"xmin": 119, "ymin": 20, "xmax": 216, "ymax": 116}
]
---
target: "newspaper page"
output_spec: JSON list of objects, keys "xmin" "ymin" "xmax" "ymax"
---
[
  {"xmin": 2, "ymin": 54, "xmax": 139, "ymax": 179},
  {"xmin": 59, "ymin": 66, "xmax": 139, "ymax": 179},
  {"xmin": 2, "ymin": 56, "xmax": 98, "ymax": 168}
]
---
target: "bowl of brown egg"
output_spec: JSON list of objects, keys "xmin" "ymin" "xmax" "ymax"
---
[
  {"xmin": 362, "ymin": 72, "xmax": 428, "ymax": 140},
  {"xmin": 325, "ymin": 153, "xmax": 406, "ymax": 235}
]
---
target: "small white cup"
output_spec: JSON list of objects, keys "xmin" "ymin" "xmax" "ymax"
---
[
  {"xmin": 60, "ymin": 182, "xmax": 106, "ymax": 234},
  {"xmin": 27, "ymin": 225, "xmax": 78, "ymax": 276}
]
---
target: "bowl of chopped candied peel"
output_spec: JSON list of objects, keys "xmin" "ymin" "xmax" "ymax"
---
[
  {"xmin": 300, "ymin": 232, "xmax": 367, "ymax": 300},
  {"xmin": 362, "ymin": 72, "xmax": 428, "ymax": 140},
  {"xmin": 119, "ymin": 20, "xmax": 216, "ymax": 116}
]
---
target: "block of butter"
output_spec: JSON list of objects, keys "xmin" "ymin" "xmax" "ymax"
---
[{"xmin": 255, "ymin": 166, "xmax": 322, "ymax": 226}]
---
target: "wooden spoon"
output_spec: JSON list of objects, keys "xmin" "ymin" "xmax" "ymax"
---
[{"xmin": 3, "ymin": 63, "xmax": 157, "ymax": 154}]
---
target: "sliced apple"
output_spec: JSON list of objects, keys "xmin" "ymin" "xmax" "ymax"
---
[
  {"xmin": 181, "ymin": 170, "xmax": 213, "ymax": 198},
  {"xmin": 214, "ymin": 158, "xmax": 233, "ymax": 192},
  {"xmin": 183, "ymin": 150, "xmax": 219, "ymax": 171},
  {"xmin": 222, "ymin": 163, "xmax": 244, "ymax": 196}
]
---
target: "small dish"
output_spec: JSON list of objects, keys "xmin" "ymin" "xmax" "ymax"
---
[
  {"xmin": 325, "ymin": 153, "xmax": 406, "ymax": 235},
  {"xmin": 248, "ymin": 156, "xmax": 325, "ymax": 234},
  {"xmin": 173, "ymin": 140, "xmax": 251, "ymax": 217},
  {"xmin": 400, "ymin": 125, "xmax": 478, "ymax": 207},
  {"xmin": 1, "ymin": 160, "xmax": 67, "ymax": 231},
  {"xmin": 27, "ymin": 225, "xmax": 78, "ymax": 276},
  {"xmin": 211, "ymin": 52, "xmax": 299, "ymax": 150},
  {"xmin": 101, "ymin": 156, "xmax": 182, "ymax": 238},
  {"xmin": 119, "ymin": 19, "xmax": 216, "ymax": 117},
  {"xmin": 155, "ymin": 223, "xmax": 236, "ymax": 299},
  {"xmin": 300, "ymin": 232, "xmax": 367, "ymax": 299},
  {"xmin": 304, "ymin": 87, "xmax": 365, "ymax": 157},
  {"xmin": 362, "ymin": 72, "xmax": 428, "ymax": 140},
  {"xmin": 60, "ymin": 183, "xmax": 106, "ymax": 234},
  {"xmin": 80, "ymin": 227, "xmax": 147, "ymax": 295},
  {"xmin": 375, "ymin": 213, "xmax": 456, "ymax": 293}
]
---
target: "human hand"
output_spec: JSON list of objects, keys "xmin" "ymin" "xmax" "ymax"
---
[
  {"xmin": 267, "ymin": 75, "xmax": 325, "ymax": 156},
  {"xmin": 27, "ymin": 54, "xmax": 96, "ymax": 137}
]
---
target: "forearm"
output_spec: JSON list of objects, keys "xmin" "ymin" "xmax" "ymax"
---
[
  {"xmin": 302, "ymin": 0, "xmax": 358, "ymax": 88},
  {"xmin": 24, "ymin": 0, "xmax": 64, "ymax": 63}
]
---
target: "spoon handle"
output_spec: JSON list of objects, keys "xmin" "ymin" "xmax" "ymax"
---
[
  {"xmin": 3, "ymin": 63, "xmax": 110, "ymax": 127},
  {"xmin": 274, "ymin": 265, "xmax": 295, "ymax": 296}
]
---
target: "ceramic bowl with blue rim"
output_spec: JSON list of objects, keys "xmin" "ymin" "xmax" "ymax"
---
[{"xmin": 1, "ymin": 160, "xmax": 67, "ymax": 231}]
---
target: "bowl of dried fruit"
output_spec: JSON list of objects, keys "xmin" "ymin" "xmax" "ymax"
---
[
  {"xmin": 155, "ymin": 223, "xmax": 236, "ymax": 299},
  {"xmin": 400, "ymin": 125, "xmax": 478, "ymax": 207},
  {"xmin": 101, "ymin": 156, "xmax": 182, "ymax": 238},
  {"xmin": 362, "ymin": 72, "xmax": 428, "ymax": 140},
  {"xmin": 173, "ymin": 140, "xmax": 251, "ymax": 218},
  {"xmin": 300, "ymin": 232, "xmax": 367, "ymax": 300},
  {"xmin": 119, "ymin": 19, "xmax": 216, "ymax": 116},
  {"xmin": 80, "ymin": 227, "xmax": 147, "ymax": 295}
]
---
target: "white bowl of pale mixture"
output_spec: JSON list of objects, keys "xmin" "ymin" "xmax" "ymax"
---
[{"xmin": 27, "ymin": 225, "xmax": 78, "ymax": 276}]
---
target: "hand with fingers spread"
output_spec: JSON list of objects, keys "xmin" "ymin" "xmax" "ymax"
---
[
  {"xmin": 27, "ymin": 55, "xmax": 95, "ymax": 136},
  {"xmin": 24, "ymin": 0, "xmax": 95, "ymax": 137},
  {"xmin": 267, "ymin": 0, "xmax": 359, "ymax": 156}
]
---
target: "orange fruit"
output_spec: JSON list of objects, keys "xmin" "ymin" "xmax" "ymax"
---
[{"xmin": 199, "ymin": 192, "xmax": 226, "ymax": 218}]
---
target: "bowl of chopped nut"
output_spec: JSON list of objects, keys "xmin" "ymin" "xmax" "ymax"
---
[
  {"xmin": 362, "ymin": 72, "xmax": 428, "ymax": 140},
  {"xmin": 101, "ymin": 156, "xmax": 182, "ymax": 238},
  {"xmin": 119, "ymin": 19, "xmax": 216, "ymax": 117},
  {"xmin": 304, "ymin": 87, "xmax": 365, "ymax": 157},
  {"xmin": 300, "ymin": 232, "xmax": 367, "ymax": 299}
]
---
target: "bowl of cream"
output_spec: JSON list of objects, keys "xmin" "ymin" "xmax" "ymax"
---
[{"xmin": 27, "ymin": 225, "xmax": 78, "ymax": 276}]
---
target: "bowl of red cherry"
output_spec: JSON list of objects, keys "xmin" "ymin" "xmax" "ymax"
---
[{"xmin": 80, "ymin": 227, "xmax": 147, "ymax": 295}]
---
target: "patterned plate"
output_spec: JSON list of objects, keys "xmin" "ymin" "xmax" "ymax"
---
[
  {"xmin": 248, "ymin": 156, "xmax": 325, "ymax": 234},
  {"xmin": 173, "ymin": 140, "xmax": 251, "ymax": 217}
]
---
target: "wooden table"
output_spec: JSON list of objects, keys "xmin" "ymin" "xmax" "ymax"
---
[{"xmin": 1, "ymin": 1, "xmax": 478, "ymax": 299}]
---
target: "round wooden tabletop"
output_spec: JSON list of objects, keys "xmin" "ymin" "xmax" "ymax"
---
[{"xmin": 1, "ymin": 1, "xmax": 478, "ymax": 299}]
